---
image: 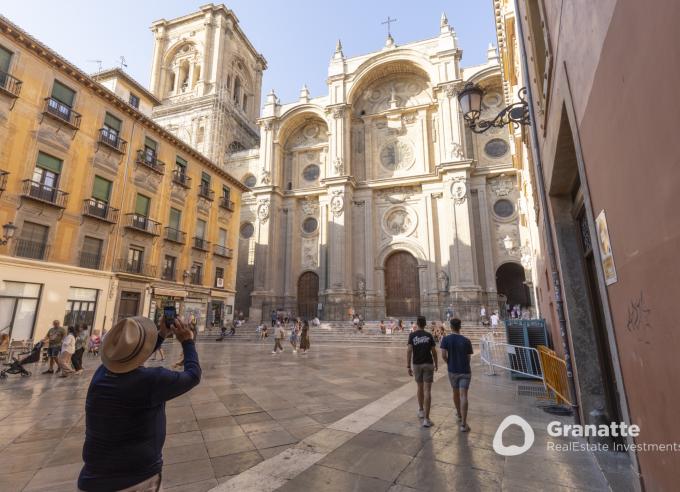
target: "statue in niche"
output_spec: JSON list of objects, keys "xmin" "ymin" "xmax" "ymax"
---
[{"xmin": 437, "ymin": 271, "xmax": 449, "ymax": 292}]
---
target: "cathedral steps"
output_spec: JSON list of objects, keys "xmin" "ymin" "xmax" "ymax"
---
[{"xmin": 198, "ymin": 321, "xmax": 505, "ymax": 346}]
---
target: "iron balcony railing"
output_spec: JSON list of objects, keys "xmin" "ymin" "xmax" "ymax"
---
[
  {"xmin": 162, "ymin": 267, "xmax": 176, "ymax": 282},
  {"xmin": 21, "ymin": 179, "xmax": 68, "ymax": 208},
  {"xmin": 82, "ymin": 198, "xmax": 119, "ymax": 223},
  {"xmin": 198, "ymin": 183, "xmax": 214, "ymax": 201},
  {"xmin": 0, "ymin": 70, "xmax": 22, "ymax": 98},
  {"xmin": 113, "ymin": 258, "xmax": 157, "ymax": 277},
  {"xmin": 123, "ymin": 213, "xmax": 161, "ymax": 236},
  {"xmin": 79, "ymin": 251, "xmax": 102, "ymax": 270},
  {"xmin": 193, "ymin": 237, "xmax": 210, "ymax": 251},
  {"xmin": 213, "ymin": 244, "xmax": 233, "ymax": 258},
  {"xmin": 99, "ymin": 128, "xmax": 127, "ymax": 153},
  {"xmin": 14, "ymin": 238, "xmax": 49, "ymax": 261},
  {"xmin": 219, "ymin": 197, "xmax": 235, "ymax": 211},
  {"xmin": 164, "ymin": 227, "xmax": 186, "ymax": 244},
  {"xmin": 172, "ymin": 169, "xmax": 191, "ymax": 188},
  {"xmin": 43, "ymin": 97, "xmax": 81, "ymax": 128},
  {"xmin": 136, "ymin": 149, "xmax": 165, "ymax": 174},
  {"xmin": 0, "ymin": 170, "xmax": 8, "ymax": 192},
  {"xmin": 190, "ymin": 272, "xmax": 203, "ymax": 285}
]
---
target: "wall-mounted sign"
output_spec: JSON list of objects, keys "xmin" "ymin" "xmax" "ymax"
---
[{"xmin": 596, "ymin": 210, "xmax": 617, "ymax": 285}]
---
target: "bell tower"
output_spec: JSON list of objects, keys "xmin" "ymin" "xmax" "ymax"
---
[{"xmin": 149, "ymin": 3, "xmax": 266, "ymax": 164}]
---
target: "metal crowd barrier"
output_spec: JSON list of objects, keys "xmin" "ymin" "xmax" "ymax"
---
[
  {"xmin": 537, "ymin": 345, "xmax": 573, "ymax": 406},
  {"xmin": 479, "ymin": 333, "xmax": 542, "ymax": 379}
]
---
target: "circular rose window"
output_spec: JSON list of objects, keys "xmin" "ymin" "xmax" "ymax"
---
[
  {"xmin": 302, "ymin": 164, "xmax": 320, "ymax": 182},
  {"xmin": 240, "ymin": 222, "xmax": 254, "ymax": 239},
  {"xmin": 302, "ymin": 217, "xmax": 318, "ymax": 234},
  {"xmin": 484, "ymin": 138, "xmax": 509, "ymax": 158},
  {"xmin": 243, "ymin": 174, "xmax": 257, "ymax": 188},
  {"xmin": 379, "ymin": 140, "xmax": 415, "ymax": 171},
  {"xmin": 493, "ymin": 199, "xmax": 515, "ymax": 218}
]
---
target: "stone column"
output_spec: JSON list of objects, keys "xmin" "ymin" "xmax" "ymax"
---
[
  {"xmin": 438, "ymin": 86, "xmax": 464, "ymax": 163},
  {"xmin": 201, "ymin": 11, "xmax": 214, "ymax": 95},
  {"xmin": 327, "ymin": 105, "xmax": 349, "ymax": 176},
  {"xmin": 446, "ymin": 171, "xmax": 481, "ymax": 300},
  {"xmin": 150, "ymin": 25, "xmax": 167, "ymax": 97},
  {"xmin": 472, "ymin": 179, "xmax": 497, "ymax": 297},
  {"xmin": 283, "ymin": 205, "xmax": 295, "ymax": 299}
]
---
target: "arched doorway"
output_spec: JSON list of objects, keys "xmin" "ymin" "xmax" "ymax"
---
[
  {"xmin": 384, "ymin": 251, "xmax": 420, "ymax": 317},
  {"xmin": 297, "ymin": 272, "xmax": 319, "ymax": 320},
  {"xmin": 495, "ymin": 263, "xmax": 530, "ymax": 307}
]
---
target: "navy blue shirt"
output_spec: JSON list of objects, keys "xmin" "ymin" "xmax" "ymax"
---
[
  {"xmin": 440, "ymin": 333, "xmax": 473, "ymax": 374},
  {"xmin": 78, "ymin": 338, "xmax": 201, "ymax": 491}
]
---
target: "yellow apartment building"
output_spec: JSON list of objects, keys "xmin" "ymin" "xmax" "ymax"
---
[{"xmin": 0, "ymin": 15, "xmax": 248, "ymax": 341}]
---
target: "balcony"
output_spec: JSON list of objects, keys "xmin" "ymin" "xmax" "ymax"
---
[
  {"xmin": 82, "ymin": 198, "xmax": 119, "ymax": 223},
  {"xmin": 213, "ymin": 244, "xmax": 233, "ymax": 258},
  {"xmin": 162, "ymin": 268, "xmax": 176, "ymax": 282},
  {"xmin": 198, "ymin": 183, "xmax": 214, "ymax": 201},
  {"xmin": 43, "ymin": 97, "xmax": 81, "ymax": 129},
  {"xmin": 99, "ymin": 128, "xmax": 127, "ymax": 154},
  {"xmin": 113, "ymin": 258, "xmax": 157, "ymax": 277},
  {"xmin": 21, "ymin": 180, "xmax": 69, "ymax": 208},
  {"xmin": 14, "ymin": 239, "xmax": 49, "ymax": 261},
  {"xmin": 219, "ymin": 196, "xmax": 235, "ymax": 211},
  {"xmin": 79, "ymin": 251, "xmax": 102, "ymax": 270},
  {"xmin": 123, "ymin": 213, "xmax": 161, "ymax": 236},
  {"xmin": 172, "ymin": 169, "xmax": 191, "ymax": 188},
  {"xmin": 0, "ymin": 71, "xmax": 22, "ymax": 98},
  {"xmin": 136, "ymin": 149, "xmax": 165, "ymax": 174},
  {"xmin": 193, "ymin": 237, "xmax": 211, "ymax": 251},
  {"xmin": 164, "ymin": 227, "xmax": 186, "ymax": 244}
]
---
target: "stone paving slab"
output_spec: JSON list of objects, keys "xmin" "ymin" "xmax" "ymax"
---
[{"xmin": 0, "ymin": 342, "xmax": 631, "ymax": 491}]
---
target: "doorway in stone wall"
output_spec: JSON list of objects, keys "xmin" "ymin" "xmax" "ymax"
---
[{"xmin": 384, "ymin": 251, "xmax": 420, "ymax": 318}]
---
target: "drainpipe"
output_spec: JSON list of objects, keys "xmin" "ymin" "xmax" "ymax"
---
[{"xmin": 513, "ymin": 0, "xmax": 580, "ymax": 423}]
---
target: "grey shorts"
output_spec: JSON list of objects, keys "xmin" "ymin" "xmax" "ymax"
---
[
  {"xmin": 47, "ymin": 346, "xmax": 60, "ymax": 357},
  {"xmin": 413, "ymin": 363, "xmax": 434, "ymax": 383},
  {"xmin": 448, "ymin": 372, "xmax": 471, "ymax": 389}
]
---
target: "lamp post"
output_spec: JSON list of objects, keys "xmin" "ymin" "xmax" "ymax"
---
[
  {"xmin": 457, "ymin": 82, "xmax": 530, "ymax": 133},
  {"xmin": 0, "ymin": 222, "xmax": 17, "ymax": 245}
]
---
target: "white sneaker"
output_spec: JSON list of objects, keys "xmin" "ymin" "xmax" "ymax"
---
[
  {"xmin": 293, "ymin": 350, "xmax": 297, "ymax": 354},
  {"xmin": 271, "ymin": 351, "xmax": 277, "ymax": 354},
  {"xmin": 422, "ymin": 418, "xmax": 433, "ymax": 428},
  {"xmin": 417, "ymin": 409, "xmax": 425, "ymax": 419}
]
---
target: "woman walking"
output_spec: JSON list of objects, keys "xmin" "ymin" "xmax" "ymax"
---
[
  {"xmin": 299, "ymin": 320, "xmax": 311, "ymax": 354},
  {"xmin": 58, "ymin": 326, "xmax": 77, "ymax": 377},
  {"xmin": 289, "ymin": 319, "xmax": 300, "ymax": 353},
  {"xmin": 71, "ymin": 324, "xmax": 87, "ymax": 374}
]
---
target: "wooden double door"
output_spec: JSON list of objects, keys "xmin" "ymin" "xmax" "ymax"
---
[
  {"xmin": 385, "ymin": 252, "xmax": 420, "ymax": 317},
  {"xmin": 297, "ymin": 272, "xmax": 319, "ymax": 320}
]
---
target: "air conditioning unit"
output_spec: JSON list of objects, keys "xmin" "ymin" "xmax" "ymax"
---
[{"xmin": 216, "ymin": 278, "xmax": 224, "ymax": 288}]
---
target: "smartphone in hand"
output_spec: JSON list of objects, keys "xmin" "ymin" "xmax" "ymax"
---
[{"xmin": 163, "ymin": 305, "xmax": 177, "ymax": 323}]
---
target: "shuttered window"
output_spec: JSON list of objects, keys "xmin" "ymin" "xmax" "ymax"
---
[
  {"xmin": 51, "ymin": 81, "xmax": 75, "ymax": 107},
  {"xmin": 175, "ymin": 156, "xmax": 187, "ymax": 173},
  {"xmin": 104, "ymin": 112, "xmax": 122, "ymax": 132},
  {"xmin": 218, "ymin": 228, "xmax": 227, "ymax": 247},
  {"xmin": 82, "ymin": 236, "xmax": 103, "ymax": 256},
  {"xmin": 36, "ymin": 152, "xmax": 62, "ymax": 174},
  {"xmin": 135, "ymin": 194, "xmax": 150, "ymax": 216},
  {"xmin": 92, "ymin": 176, "xmax": 112, "ymax": 202},
  {"xmin": 169, "ymin": 208, "xmax": 181, "ymax": 229},
  {"xmin": 145, "ymin": 137, "xmax": 157, "ymax": 152},
  {"xmin": 0, "ymin": 45, "xmax": 12, "ymax": 72},
  {"xmin": 196, "ymin": 219, "xmax": 206, "ymax": 239}
]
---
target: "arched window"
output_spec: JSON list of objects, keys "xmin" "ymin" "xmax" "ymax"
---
[
  {"xmin": 192, "ymin": 65, "xmax": 201, "ymax": 88},
  {"xmin": 167, "ymin": 71, "xmax": 175, "ymax": 94},
  {"xmin": 179, "ymin": 60, "xmax": 190, "ymax": 92}
]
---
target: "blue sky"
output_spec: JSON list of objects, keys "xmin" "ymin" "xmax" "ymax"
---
[{"xmin": 1, "ymin": 1, "xmax": 496, "ymax": 105}]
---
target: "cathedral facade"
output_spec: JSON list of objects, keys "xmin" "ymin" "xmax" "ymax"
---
[{"xmin": 226, "ymin": 15, "xmax": 531, "ymax": 322}]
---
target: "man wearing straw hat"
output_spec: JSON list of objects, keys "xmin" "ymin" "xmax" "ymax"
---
[{"xmin": 78, "ymin": 316, "xmax": 201, "ymax": 491}]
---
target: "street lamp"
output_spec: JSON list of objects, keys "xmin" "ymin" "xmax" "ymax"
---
[
  {"xmin": 0, "ymin": 222, "xmax": 17, "ymax": 245},
  {"xmin": 458, "ymin": 83, "xmax": 530, "ymax": 133}
]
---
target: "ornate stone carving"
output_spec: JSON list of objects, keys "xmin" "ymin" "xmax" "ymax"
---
[
  {"xmin": 437, "ymin": 271, "xmax": 449, "ymax": 292},
  {"xmin": 133, "ymin": 167, "xmax": 162, "ymax": 194},
  {"xmin": 333, "ymin": 157, "xmax": 344, "ymax": 175},
  {"xmin": 259, "ymin": 165, "xmax": 271, "ymax": 185},
  {"xmin": 197, "ymin": 196, "xmax": 211, "ymax": 215},
  {"xmin": 329, "ymin": 190, "xmax": 344, "ymax": 217},
  {"xmin": 490, "ymin": 175, "xmax": 514, "ymax": 197},
  {"xmin": 257, "ymin": 199, "xmax": 270, "ymax": 223},
  {"xmin": 378, "ymin": 186, "xmax": 418, "ymax": 204},
  {"xmin": 356, "ymin": 275, "xmax": 366, "ymax": 297},
  {"xmin": 449, "ymin": 177, "xmax": 468, "ymax": 205},
  {"xmin": 328, "ymin": 106, "xmax": 345, "ymax": 119},
  {"xmin": 300, "ymin": 197, "xmax": 318, "ymax": 216},
  {"xmin": 379, "ymin": 139, "xmax": 415, "ymax": 171},
  {"xmin": 450, "ymin": 142, "xmax": 464, "ymax": 160},
  {"xmin": 443, "ymin": 83, "xmax": 458, "ymax": 98},
  {"xmin": 383, "ymin": 207, "xmax": 416, "ymax": 236},
  {"xmin": 302, "ymin": 237, "xmax": 318, "ymax": 268}
]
